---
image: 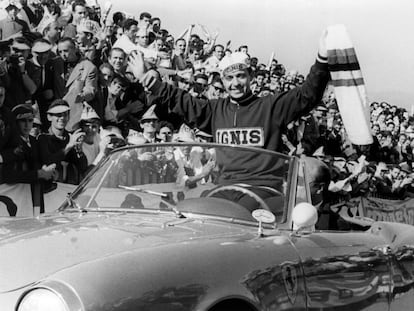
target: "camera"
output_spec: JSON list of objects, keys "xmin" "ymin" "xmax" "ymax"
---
[{"xmin": 8, "ymin": 54, "xmax": 20, "ymax": 66}]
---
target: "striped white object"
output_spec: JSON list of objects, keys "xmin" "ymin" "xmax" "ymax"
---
[{"xmin": 326, "ymin": 24, "xmax": 373, "ymax": 145}]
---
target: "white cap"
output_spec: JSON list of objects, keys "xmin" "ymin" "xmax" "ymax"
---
[
  {"xmin": 173, "ymin": 124, "xmax": 195, "ymax": 142},
  {"xmin": 218, "ymin": 52, "xmax": 250, "ymax": 76},
  {"xmin": 140, "ymin": 105, "xmax": 158, "ymax": 122},
  {"xmin": 127, "ymin": 130, "xmax": 147, "ymax": 145},
  {"xmin": 80, "ymin": 102, "xmax": 100, "ymax": 121}
]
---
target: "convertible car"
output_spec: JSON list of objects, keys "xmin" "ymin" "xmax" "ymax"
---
[{"xmin": 0, "ymin": 143, "xmax": 413, "ymax": 311}]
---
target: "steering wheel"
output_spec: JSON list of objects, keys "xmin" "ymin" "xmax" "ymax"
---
[{"xmin": 203, "ymin": 184, "xmax": 271, "ymax": 212}]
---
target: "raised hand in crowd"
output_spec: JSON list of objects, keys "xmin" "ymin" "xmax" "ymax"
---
[{"xmin": 65, "ymin": 129, "xmax": 85, "ymax": 154}]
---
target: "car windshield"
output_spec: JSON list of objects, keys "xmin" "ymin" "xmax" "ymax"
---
[{"xmin": 63, "ymin": 143, "xmax": 294, "ymax": 223}]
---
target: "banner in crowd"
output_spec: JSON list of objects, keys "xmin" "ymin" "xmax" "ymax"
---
[
  {"xmin": 360, "ymin": 197, "xmax": 414, "ymax": 225},
  {"xmin": 0, "ymin": 184, "xmax": 34, "ymax": 217}
]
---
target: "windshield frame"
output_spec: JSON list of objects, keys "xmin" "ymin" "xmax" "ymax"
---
[{"xmin": 60, "ymin": 142, "xmax": 297, "ymax": 225}]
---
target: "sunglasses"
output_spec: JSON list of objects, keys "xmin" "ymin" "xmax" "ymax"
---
[
  {"xmin": 195, "ymin": 82, "xmax": 207, "ymax": 88},
  {"xmin": 212, "ymin": 85, "xmax": 224, "ymax": 92},
  {"xmin": 49, "ymin": 112, "xmax": 69, "ymax": 118},
  {"xmin": 179, "ymin": 78, "xmax": 192, "ymax": 85}
]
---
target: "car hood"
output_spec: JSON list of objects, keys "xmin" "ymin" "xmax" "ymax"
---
[{"xmin": 0, "ymin": 211, "xmax": 254, "ymax": 293}]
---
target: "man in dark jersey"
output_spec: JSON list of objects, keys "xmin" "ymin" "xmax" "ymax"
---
[{"xmin": 128, "ymin": 33, "xmax": 330, "ymax": 212}]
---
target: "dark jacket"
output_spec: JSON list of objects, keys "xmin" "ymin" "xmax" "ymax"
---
[
  {"xmin": 37, "ymin": 130, "xmax": 88, "ymax": 184},
  {"xmin": 150, "ymin": 60, "xmax": 330, "ymax": 187}
]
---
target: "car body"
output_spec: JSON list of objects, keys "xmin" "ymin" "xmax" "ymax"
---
[{"xmin": 0, "ymin": 143, "xmax": 413, "ymax": 311}]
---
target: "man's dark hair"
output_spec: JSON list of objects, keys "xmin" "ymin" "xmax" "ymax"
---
[
  {"xmin": 151, "ymin": 17, "xmax": 161, "ymax": 24},
  {"xmin": 156, "ymin": 120, "xmax": 174, "ymax": 133},
  {"xmin": 139, "ymin": 12, "xmax": 152, "ymax": 20},
  {"xmin": 58, "ymin": 37, "xmax": 76, "ymax": 48},
  {"xmin": 255, "ymin": 70, "xmax": 266, "ymax": 78},
  {"xmin": 213, "ymin": 44, "xmax": 224, "ymax": 51},
  {"xmin": 194, "ymin": 73, "xmax": 208, "ymax": 81},
  {"xmin": 109, "ymin": 47, "xmax": 126, "ymax": 59},
  {"xmin": 71, "ymin": 0, "xmax": 86, "ymax": 12},
  {"xmin": 175, "ymin": 38, "xmax": 186, "ymax": 46},
  {"xmin": 113, "ymin": 11, "xmax": 125, "ymax": 25},
  {"xmin": 122, "ymin": 18, "xmax": 138, "ymax": 31},
  {"xmin": 238, "ymin": 45, "xmax": 248, "ymax": 51},
  {"xmin": 99, "ymin": 62, "xmax": 114, "ymax": 72},
  {"xmin": 111, "ymin": 73, "xmax": 129, "ymax": 88}
]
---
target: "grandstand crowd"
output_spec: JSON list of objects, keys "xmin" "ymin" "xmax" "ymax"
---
[{"xmin": 0, "ymin": 0, "xmax": 412, "ymax": 208}]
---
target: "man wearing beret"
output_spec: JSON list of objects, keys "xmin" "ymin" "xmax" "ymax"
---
[{"xmin": 128, "ymin": 32, "xmax": 330, "ymax": 210}]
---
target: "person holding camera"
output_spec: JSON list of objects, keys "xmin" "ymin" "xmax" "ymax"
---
[
  {"xmin": 4, "ymin": 38, "xmax": 37, "ymax": 108},
  {"xmin": 37, "ymin": 99, "xmax": 88, "ymax": 185}
]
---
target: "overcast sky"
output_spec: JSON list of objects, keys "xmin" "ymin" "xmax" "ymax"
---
[{"xmin": 106, "ymin": 0, "xmax": 414, "ymax": 110}]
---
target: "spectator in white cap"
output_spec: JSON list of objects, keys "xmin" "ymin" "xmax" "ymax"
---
[
  {"xmin": 77, "ymin": 102, "xmax": 101, "ymax": 167},
  {"xmin": 76, "ymin": 18, "xmax": 96, "ymax": 52},
  {"xmin": 27, "ymin": 38, "xmax": 54, "ymax": 131},
  {"xmin": 138, "ymin": 104, "xmax": 160, "ymax": 143},
  {"xmin": 129, "ymin": 31, "xmax": 330, "ymax": 211},
  {"xmin": 38, "ymin": 99, "xmax": 88, "ymax": 184}
]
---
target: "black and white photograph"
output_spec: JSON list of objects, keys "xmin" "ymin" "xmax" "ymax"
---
[{"xmin": 0, "ymin": 0, "xmax": 413, "ymax": 310}]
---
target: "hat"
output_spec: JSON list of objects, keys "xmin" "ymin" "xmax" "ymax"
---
[
  {"xmin": 80, "ymin": 102, "xmax": 100, "ymax": 121},
  {"xmin": 12, "ymin": 104, "xmax": 34, "ymax": 120},
  {"xmin": 32, "ymin": 40, "xmax": 52, "ymax": 53},
  {"xmin": 312, "ymin": 146, "xmax": 325, "ymax": 157},
  {"xmin": 399, "ymin": 162, "xmax": 412, "ymax": 173},
  {"xmin": 5, "ymin": 3, "xmax": 18, "ymax": 11},
  {"xmin": 194, "ymin": 128, "xmax": 213, "ymax": 138},
  {"xmin": 140, "ymin": 105, "xmax": 158, "ymax": 122},
  {"xmin": 0, "ymin": 39, "xmax": 12, "ymax": 50},
  {"xmin": 56, "ymin": 15, "xmax": 71, "ymax": 28},
  {"xmin": 126, "ymin": 129, "xmax": 147, "ymax": 145},
  {"xmin": 315, "ymin": 104, "xmax": 328, "ymax": 112},
  {"xmin": 47, "ymin": 99, "xmax": 70, "ymax": 114},
  {"xmin": 218, "ymin": 52, "xmax": 249, "ymax": 76},
  {"xmin": 173, "ymin": 124, "xmax": 195, "ymax": 142},
  {"xmin": 77, "ymin": 19, "xmax": 101, "ymax": 35},
  {"xmin": 11, "ymin": 38, "xmax": 31, "ymax": 51}
]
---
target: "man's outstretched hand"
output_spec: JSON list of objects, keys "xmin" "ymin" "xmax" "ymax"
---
[{"xmin": 128, "ymin": 51, "xmax": 146, "ymax": 81}]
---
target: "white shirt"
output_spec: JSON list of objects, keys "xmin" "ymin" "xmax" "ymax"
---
[{"xmin": 113, "ymin": 34, "xmax": 158, "ymax": 59}]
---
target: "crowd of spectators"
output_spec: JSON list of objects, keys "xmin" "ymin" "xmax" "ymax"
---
[{"xmin": 0, "ymin": 0, "xmax": 413, "ymax": 208}]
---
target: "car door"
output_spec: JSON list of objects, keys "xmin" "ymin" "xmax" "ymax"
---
[
  {"xmin": 385, "ymin": 222, "xmax": 414, "ymax": 311},
  {"xmin": 286, "ymin": 159, "xmax": 391, "ymax": 310},
  {"xmin": 291, "ymin": 231, "xmax": 391, "ymax": 310}
]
